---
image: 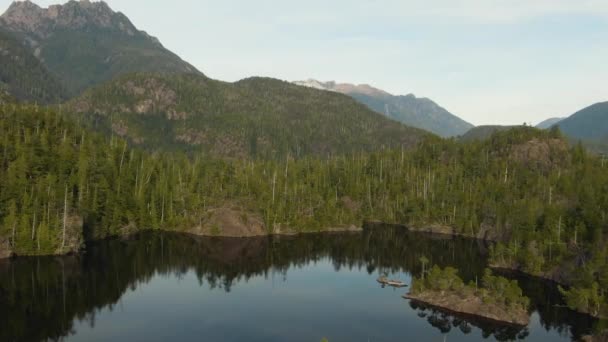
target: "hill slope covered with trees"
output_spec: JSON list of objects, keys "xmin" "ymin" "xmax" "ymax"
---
[
  {"xmin": 0, "ymin": 28, "xmax": 66, "ymax": 103},
  {"xmin": 67, "ymin": 73, "xmax": 430, "ymax": 158},
  {"xmin": 2, "ymin": 102, "xmax": 608, "ymax": 319}
]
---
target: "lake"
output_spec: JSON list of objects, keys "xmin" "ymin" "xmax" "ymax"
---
[{"xmin": 1, "ymin": 226, "xmax": 605, "ymax": 341}]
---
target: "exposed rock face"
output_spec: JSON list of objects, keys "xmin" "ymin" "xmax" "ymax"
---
[
  {"xmin": 405, "ymin": 291, "xmax": 530, "ymax": 326},
  {"xmin": 509, "ymin": 138, "xmax": 570, "ymax": 171},
  {"xmin": 1, "ymin": 0, "xmax": 143, "ymax": 42},
  {"xmin": 188, "ymin": 207, "xmax": 268, "ymax": 238},
  {"xmin": 294, "ymin": 79, "xmax": 391, "ymax": 97},
  {"xmin": 0, "ymin": 0, "xmax": 200, "ymax": 95}
]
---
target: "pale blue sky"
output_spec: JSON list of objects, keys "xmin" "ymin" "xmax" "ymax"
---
[{"xmin": 2, "ymin": 0, "xmax": 607, "ymax": 125}]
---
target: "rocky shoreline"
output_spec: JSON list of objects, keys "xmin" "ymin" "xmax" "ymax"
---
[{"xmin": 404, "ymin": 291, "xmax": 530, "ymax": 326}]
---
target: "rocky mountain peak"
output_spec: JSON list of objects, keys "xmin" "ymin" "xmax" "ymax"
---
[
  {"xmin": 293, "ymin": 79, "xmax": 391, "ymax": 97},
  {"xmin": 1, "ymin": 1, "xmax": 140, "ymax": 39},
  {"xmin": 1, "ymin": 1, "xmax": 45, "ymax": 33},
  {"xmin": 332, "ymin": 83, "xmax": 391, "ymax": 97}
]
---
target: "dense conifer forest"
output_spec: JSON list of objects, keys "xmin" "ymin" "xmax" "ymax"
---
[{"xmin": 1, "ymin": 103, "xmax": 607, "ymax": 317}]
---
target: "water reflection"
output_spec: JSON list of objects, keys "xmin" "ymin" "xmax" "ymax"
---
[
  {"xmin": 409, "ymin": 300, "xmax": 531, "ymax": 340},
  {"xmin": 0, "ymin": 225, "xmax": 605, "ymax": 341}
]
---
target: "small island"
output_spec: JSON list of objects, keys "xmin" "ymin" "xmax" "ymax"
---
[{"xmin": 404, "ymin": 266, "xmax": 530, "ymax": 326}]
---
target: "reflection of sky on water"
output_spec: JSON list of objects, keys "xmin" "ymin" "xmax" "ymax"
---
[{"xmin": 70, "ymin": 257, "xmax": 572, "ymax": 342}]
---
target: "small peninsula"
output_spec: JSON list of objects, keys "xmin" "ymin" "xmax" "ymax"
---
[{"xmin": 404, "ymin": 266, "xmax": 530, "ymax": 326}]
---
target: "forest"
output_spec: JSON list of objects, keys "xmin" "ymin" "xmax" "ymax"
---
[
  {"xmin": 410, "ymin": 266, "xmax": 530, "ymax": 315},
  {"xmin": 0, "ymin": 103, "xmax": 607, "ymax": 317}
]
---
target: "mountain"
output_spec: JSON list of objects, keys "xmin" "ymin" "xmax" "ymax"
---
[
  {"xmin": 556, "ymin": 102, "xmax": 608, "ymax": 142},
  {"xmin": 459, "ymin": 125, "xmax": 517, "ymax": 142},
  {"xmin": 68, "ymin": 73, "xmax": 431, "ymax": 158},
  {"xmin": 293, "ymin": 79, "xmax": 473, "ymax": 137},
  {"xmin": 0, "ymin": 27, "xmax": 65, "ymax": 103},
  {"xmin": 0, "ymin": 0, "xmax": 200, "ymax": 96},
  {"xmin": 536, "ymin": 117, "xmax": 564, "ymax": 129}
]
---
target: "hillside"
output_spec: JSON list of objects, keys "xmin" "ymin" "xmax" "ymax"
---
[
  {"xmin": 68, "ymin": 73, "xmax": 431, "ymax": 158},
  {"xmin": 293, "ymin": 79, "xmax": 473, "ymax": 137},
  {"xmin": 0, "ymin": 27, "xmax": 66, "ymax": 103},
  {"xmin": 4, "ymin": 104, "xmax": 608, "ymax": 320},
  {"xmin": 536, "ymin": 117, "xmax": 563, "ymax": 129},
  {"xmin": 0, "ymin": 0, "xmax": 200, "ymax": 96},
  {"xmin": 459, "ymin": 125, "xmax": 517, "ymax": 142},
  {"xmin": 0, "ymin": 88, "xmax": 14, "ymax": 104},
  {"xmin": 556, "ymin": 102, "xmax": 608, "ymax": 141},
  {"xmin": 2, "ymin": 103, "xmax": 602, "ymax": 257}
]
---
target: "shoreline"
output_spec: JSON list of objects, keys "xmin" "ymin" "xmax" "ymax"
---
[
  {"xmin": 0, "ymin": 225, "xmax": 364, "ymax": 260},
  {"xmin": 404, "ymin": 292, "xmax": 530, "ymax": 326}
]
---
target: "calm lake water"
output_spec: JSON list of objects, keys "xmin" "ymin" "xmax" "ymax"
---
[{"xmin": 1, "ymin": 226, "xmax": 606, "ymax": 341}]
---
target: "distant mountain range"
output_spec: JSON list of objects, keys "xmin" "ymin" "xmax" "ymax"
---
[
  {"xmin": 293, "ymin": 79, "xmax": 473, "ymax": 138},
  {"xmin": 535, "ymin": 117, "xmax": 563, "ymax": 129},
  {"xmin": 0, "ymin": 0, "xmax": 200, "ymax": 96},
  {"xmin": 0, "ymin": 1, "xmax": 429, "ymax": 158},
  {"xmin": 555, "ymin": 102, "xmax": 608, "ymax": 142},
  {"xmin": 1, "ymin": 1, "xmax": 605, "ymax": 157},
  {"xmin": 532, "ymin": 102, "xmax": 608, "ymax": 153}
]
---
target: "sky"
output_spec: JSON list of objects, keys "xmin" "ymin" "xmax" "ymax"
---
[{"xmin": 2, "ymin": 0, "xmax": 607, "ymax": 126}]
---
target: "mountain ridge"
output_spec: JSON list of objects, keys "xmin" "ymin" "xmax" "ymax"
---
[
  {"xmin": 0, "ymin": 0, "xmax": 201, "ymax": 96},
  {"xmin": 67, "ymin": 73, "xmax": 432, "ymax": 158},
  {"xmin": 556, "ymin": 102, "xmax": 608, "ymax": 141},
  {"xmin": 459, "ymin": 125, "xmax": 518, "ymax": 142},
  {"xmin": 536, "ymin": 117, "xmax": 564, "ymax": 129},
  {"xmin": 293, "ymin": 79, "xmax": 473, "ymax": 137}
]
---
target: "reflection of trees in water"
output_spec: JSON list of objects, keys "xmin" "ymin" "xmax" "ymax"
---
[
  {"xmin": 0, "ymin": 226, "xmax": 603, "ymax": 341},
  {"xmin": 410, "ymin": 301, "xmax": 530, "ymax": 340},
  {"xmin": 493, "ymin": 269, "xmax": 607, "ymax": 340}
]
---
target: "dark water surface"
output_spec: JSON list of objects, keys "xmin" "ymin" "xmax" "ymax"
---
[{"xmin": 1, "ymin": 227, "xmax": 606, "ymax": 341}]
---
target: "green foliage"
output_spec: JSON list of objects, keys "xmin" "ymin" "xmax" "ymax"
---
[
  {"xmin": 411, "ymin": 266, "xmax": 529, "ymax": 311},
  {"xmin": 1, "ymin": 102, "xmax": 607, "ymax": 315},
  {"xmin": 559, "ymin": 284, "xmax": 605, "ymax": 317},
  {"xmin": 459, "ymin": 125, "xmax": 516, "ymax": 142},
  {"xmin": 67, "ymin": 73, "xmax": 431, "ymax": 159},
  {"xmin": 481, "ymin": 269, "xmax": 530, "ymax": 310}
]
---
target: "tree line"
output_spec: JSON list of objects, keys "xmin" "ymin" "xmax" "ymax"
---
[{"xmin": 0, "ymin": 103, "xmax": 607, "ymax": 316}]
